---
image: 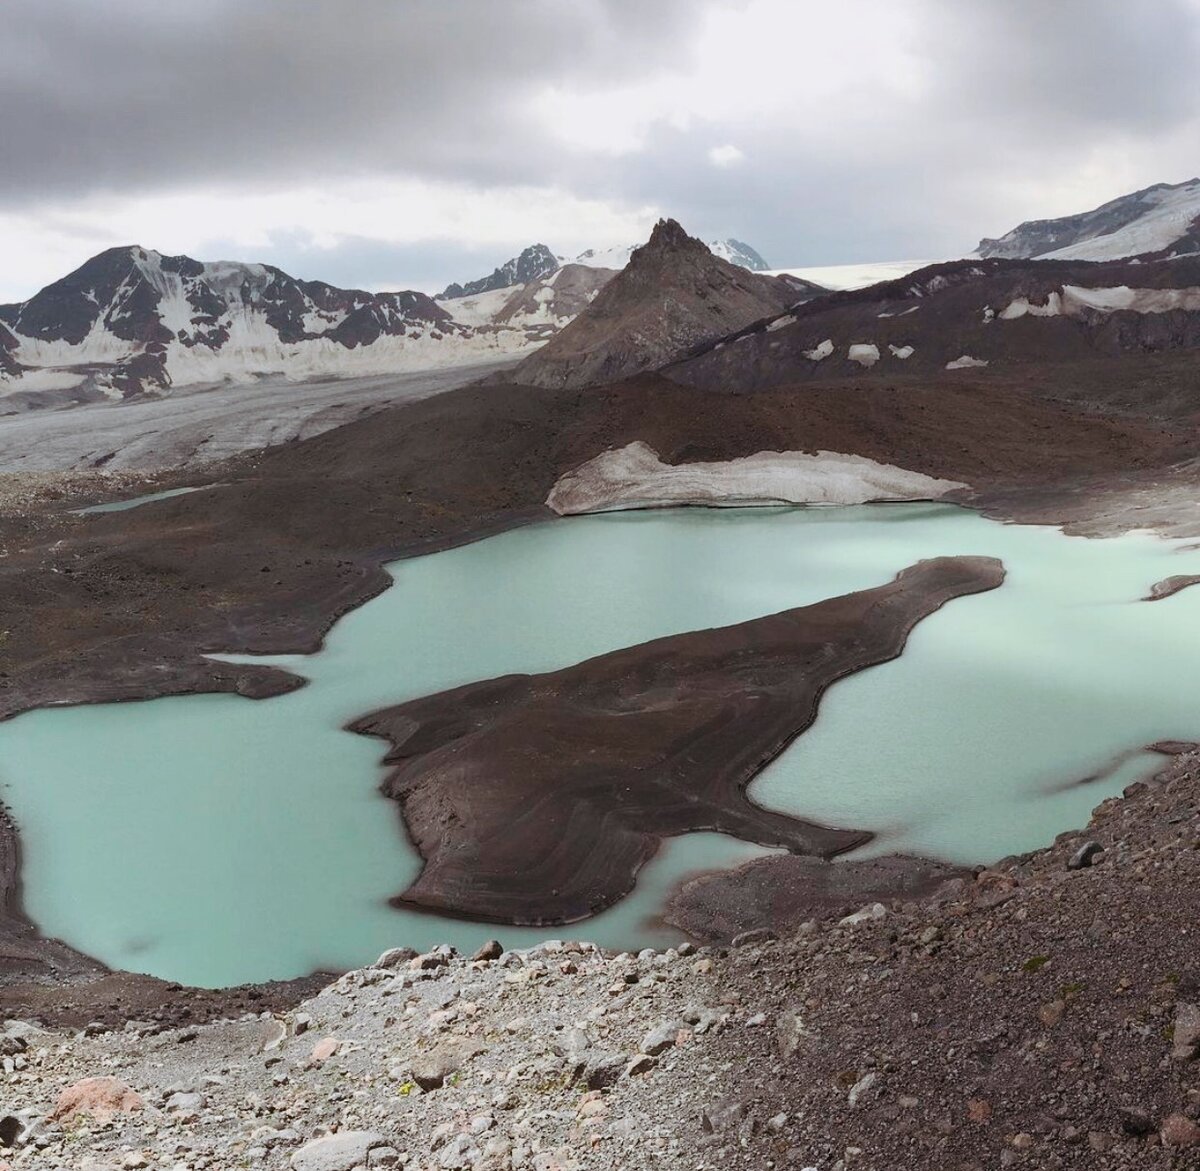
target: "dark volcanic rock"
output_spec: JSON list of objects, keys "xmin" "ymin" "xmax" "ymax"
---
[
  {"xmin": 509, "ymin": 219, "xmax": 810, "ymax": 389},
  {"xmin": 439, "ymin": 243, "xmax": 561, "ymax": 299},
  {"xmin": 349, "ymin": 556, "xmax": 1004, "ymax": 925}
]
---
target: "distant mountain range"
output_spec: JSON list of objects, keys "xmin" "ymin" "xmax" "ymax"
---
[
  {"xmin": 976, "ymin": 178, "xmax": 1200, "ymax": 261},
  {"xmin": 437, "ymin": 238, "xmax": 770, "ymax": 300},
  {"xmin": 0, "ymin": 247, "xmax": 551, "ymax": 411},
  {"xmin": 0, "ymin": 234, "xmax": 785, "ymax": 410},
  {"xmin": 5, "ymin": 180, "xmax": 1200, "ymax": 414}
]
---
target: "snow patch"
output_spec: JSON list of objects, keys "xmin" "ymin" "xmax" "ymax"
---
[
  {"xmin": 546, "ymin": 441, "xmax": 967, "ymax": 515},
  {"xmin": 945, "ymin": 355, "xmax": 989, "ymax": 370},
  {"xmin": 888, "ymin": 344, "xmax": 914, "ymax": 359},
  {"xmin": 766, "ymin": 314, "xmax": 796, "ymax": 332},
  {"xmin": 435, "ymin": 285, "xmax": 522, "ymax": 326},
  {"xmin": 803, "ymin": 339, "xmax": 834, "ymax": 361},
  {"xmin": 1000, "ymin": 292, "xmax": 1063, "ymax": 319},
  {"xmin": 848, "ymin": 343, "xmax": 881, "ymax": 367}
]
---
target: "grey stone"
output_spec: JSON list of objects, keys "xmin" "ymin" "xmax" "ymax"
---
[
  {"xmin": 848, "ymin": 1072, "xmax": 879, "ymax": 1107},
  {"xmin": 840, "ymin": 903, "xmax": 887, "ymax": 927},
  {"xmin": 640, "ymin": 1020, "xmax": 683, "ymax": 1056},
  {"xmin": 701, "ymin": 1097, "xmax": 747, "ymax": 1133},
  {"xmin": 290, "ymin": 1130, "xmax": 387, "ymax": 1171},
  {"xmin": 374, "ymin": 947, "xmax": 419, "ymax": 970},
  {"xmin": 579, "ymin": 1052, "xmax": 625, "ymax": 1090},
  {"xmin": 165, "ymin": 1091, "xmax": 204, "ymax": 1112},
  {"xmin": 411, "ymin": 1040, "xmax": 484, "ymax": 1090},
  {"xmin": 731, "ymin": 928, "xmax": 777, "ymax": 948},
  {"xmin": 1068, "ymin": 841, "xmax": 1104, "ymax": 870}
]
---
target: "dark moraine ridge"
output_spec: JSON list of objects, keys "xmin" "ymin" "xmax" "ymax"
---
[{"xmin": 350, "ymin": 556, "xmax": 1005, "ymax": 926}]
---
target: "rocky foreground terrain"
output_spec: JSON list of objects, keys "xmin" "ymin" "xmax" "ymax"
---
[{"xmin": 0, "ymin": 751, "xmax": 1195, "ymax": 1171}]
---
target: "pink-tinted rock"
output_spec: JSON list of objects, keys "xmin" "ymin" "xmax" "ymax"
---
[
  {"xmin": 49, "ymin": 1076, "xmax": 144, "ymax": 1123},
  {"xmin": 310, "ymin": 1036, "xmax": 340, "ymax": 1063},
  {"xmin": 1161, "ymin": 1114, "xmax": 1200, "ymax": 1147}
]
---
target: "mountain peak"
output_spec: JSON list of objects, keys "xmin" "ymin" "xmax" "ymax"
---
[
  {"xmin": 509, "ymin": 219, "xmax": 797, "ymax": 390},
  {"xmin": 644, "ymin": 217, "xmax": 696, "ymax": 251},
  {"xmin": 439, "ymin": 243, "xmax": 559, "ymax": 300}
]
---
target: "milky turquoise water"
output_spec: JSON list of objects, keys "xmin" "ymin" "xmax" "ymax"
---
[{"xmin": 2, "ymin": 503, "xmax": 1199, "ymax": 987}]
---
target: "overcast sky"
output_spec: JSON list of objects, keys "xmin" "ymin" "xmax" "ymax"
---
[{"xmin": 4, "ymin": 0, "xmax": 1200, "ymax": 301}]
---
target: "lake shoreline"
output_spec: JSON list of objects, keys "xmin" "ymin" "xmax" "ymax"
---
[{"xmin": 0, "ymin": 370, "xmax": 1197, "ymax": 1013}]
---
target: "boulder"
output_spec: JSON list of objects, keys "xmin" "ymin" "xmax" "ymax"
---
[{"xmin": 291, "ymin": 1131, "xmax": 387, "ymax": 1171}]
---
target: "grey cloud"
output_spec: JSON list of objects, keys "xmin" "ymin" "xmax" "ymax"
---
[
  {"xmin": 556, "ymin": 0, "xmax": 1200, "ymax": 264},
  {"xmin": 4, "ymin": 0, "xmax": 1200, "ymax": 280},
  {"xmin": 1, "ymin": 0, "xmax": 717, "ymax": 204}
]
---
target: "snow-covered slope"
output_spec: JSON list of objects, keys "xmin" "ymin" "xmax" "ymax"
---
[
  {"xmin": 436, "ymin": 264, "xmax": 616, "ymax": 338},
  {"xmin": 437, "ymin": 245, "xmax": 559, "ymax": 300},
  {"xmin": 572, "ymin": 237, "xmax": 770, "ymax": 272},
  {"xmin": 976, "ymin": 179, "xmax": 1200, "ymax": 262},
  {"xmin": 0, "ymin": 247, "xmax": 540, "ymax": 406}
]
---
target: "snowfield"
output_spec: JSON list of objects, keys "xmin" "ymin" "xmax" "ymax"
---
[
  {"xmin": 1041, "ymin": 180, "xmax": 1200, "ymax": 261},
  {"xmin": 0, "ymin": 360, "xmax": 520, "ymax": 473},
  {"xmin": 767, "ymin": 259, "xmax": 942, "ymax": 291}
]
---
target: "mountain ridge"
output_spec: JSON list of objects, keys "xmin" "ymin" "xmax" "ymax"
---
[
  {"xmin": 976, "ymin": 178, "xmax": 1200, "ymax": 261},
  {"xmin": 0, "ymin": 245, "xmax": 539, "ymax": 407}
]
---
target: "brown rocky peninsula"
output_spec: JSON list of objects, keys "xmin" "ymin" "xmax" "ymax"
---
[
  {"xmin": 1145, "ymin": 573, "xmax": 1200, "ymax": 601},
  {"xmin": 349, "ymin": 556, "xmax": 1004, "ymax": 925}
]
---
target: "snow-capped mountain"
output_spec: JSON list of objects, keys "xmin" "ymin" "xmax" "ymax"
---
[
  {"xmin": 0, "ymin": 246, "xmax": 539, "ymax": 407},
  {"xmin": 572, "ymin": 237, "xmax": 770, "ymax": 272},
  {"xmin": 438, "ymin": 236, "xmax": 771, "ymax": 305},
  {"xmin": 438, "ymin": 244, "xmax": 560, "ymax": 300},
  {"xmin": 437, "ymin": 263, "xmax": 617, "ymax": 340},
  {"xmin": 976, "ymin": 179, "xmax": 1200, "ymax": 262}
]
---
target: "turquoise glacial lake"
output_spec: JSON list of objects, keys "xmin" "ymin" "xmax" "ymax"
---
[{"xmin": 2, "ymin": 503, "xmax": 1199, "ymax": 986}]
